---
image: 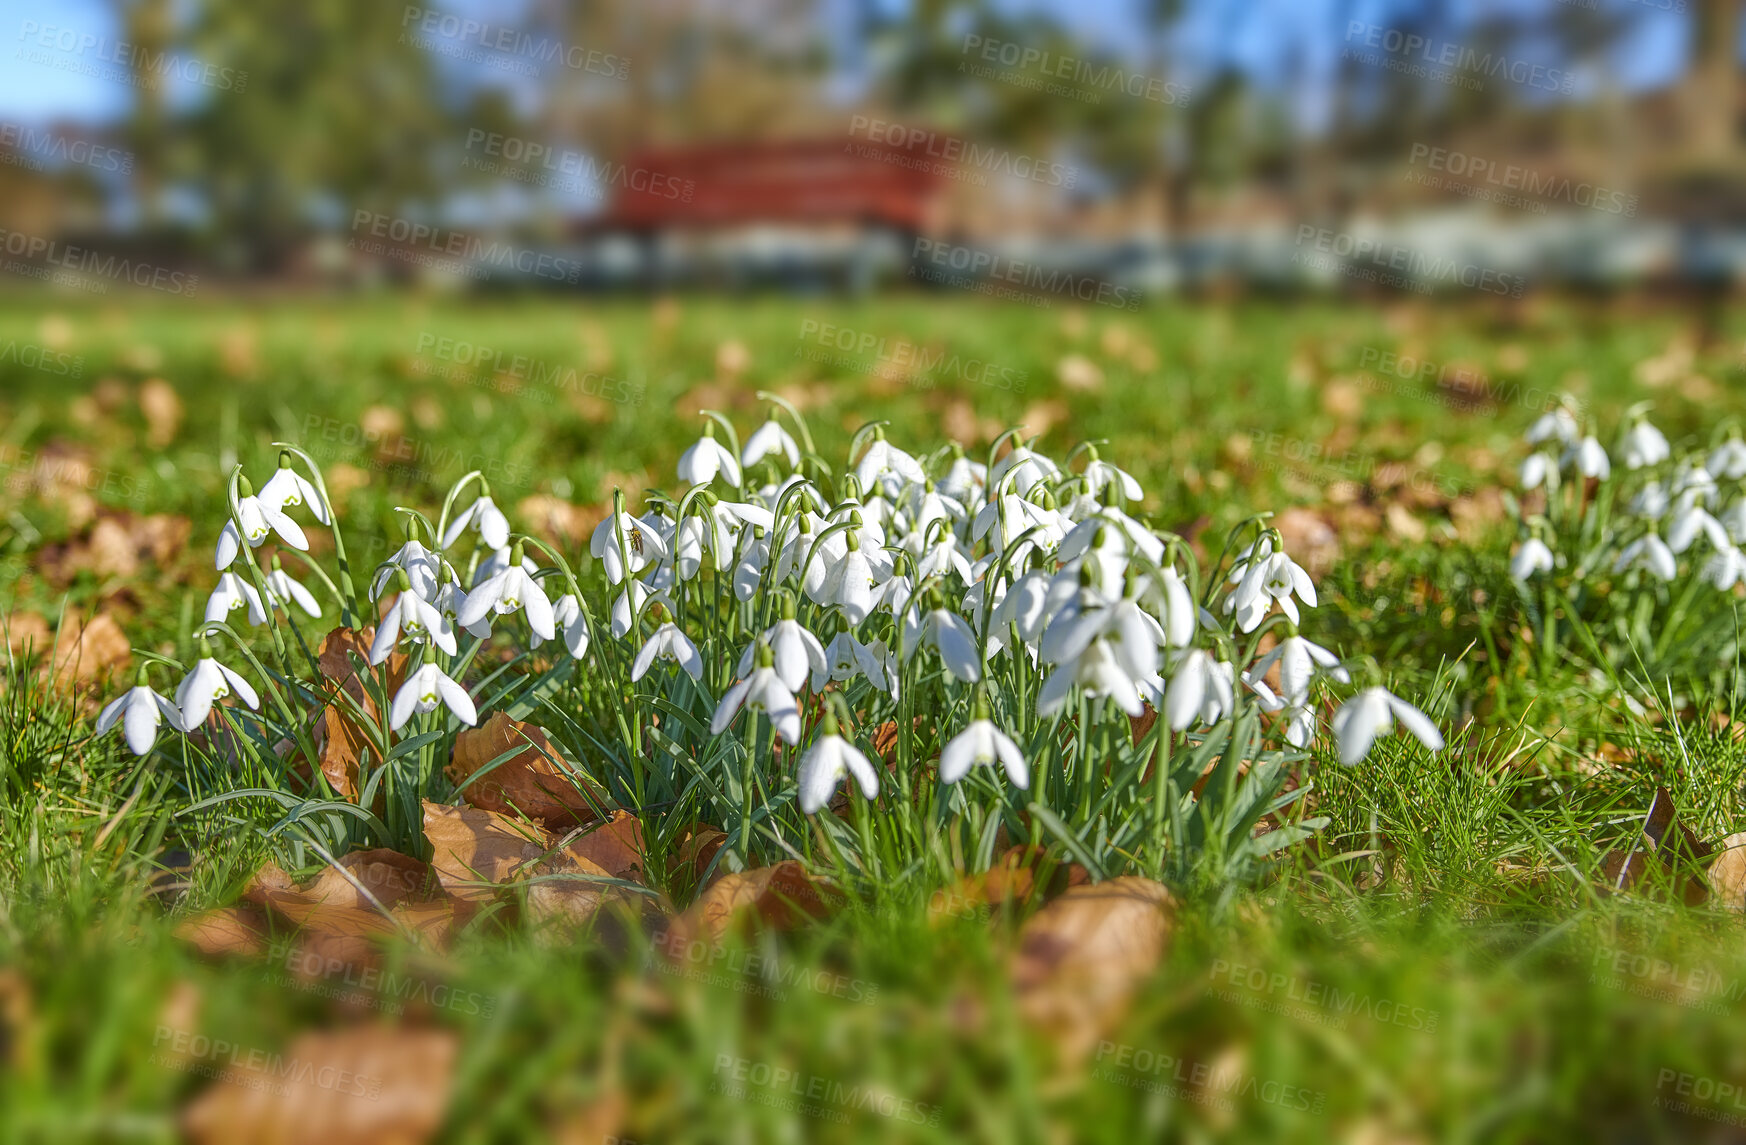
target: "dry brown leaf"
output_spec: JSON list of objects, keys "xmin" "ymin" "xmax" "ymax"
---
[
  {"xmin": 671, "ymin": 827, "xmax": 727, "ymax": 886},
  {"xmin": 181, "ymin": 1026, "xmax": 458, "ymax": 1145},
  {"xmin": 138, "ymin": 378, "xmax": 184, "ymax": 447},
  {"xmin": 928, "ymin": 846, "xmax": 1088, "ymax": 924},
  {"xmin": 447, "ymin": 712, "xmax": 600, "ymax": 832},
  {"xmin": 1708, "ymin": 832, "xmax": 1746, "ymax": 912},
  {"xmin": 303, "ymin": 849, "xmax": 438, "ymax": 912},
  {"xmin": 665, "ymin": 860, "xmax": 839, "ymax": 952},
  {"xmin": 421, "ymin": 801, "xmax": 548, "ymax": 921},
  {"xmin": 552, "ymin": 811, "xmax": 645, "ymax": 881},
  {"xmin": 3, "ymin": 611, "xmax": 52, "ymax": 658},
  {"xmin": 1055, "ymin": 354, "xmax": 1103, "ymax": 392},
  {"xmin": 524, "ymin": 850, "xmax": 628, "ymax": 932},
  {"xmin": 46, "ymin": 612, "xmax": 131, "ymax": 687},
  {"xmin": 1011, "ymin": 876, "xmax": 1177, "ymax": 1064},
  {"xmin": 317, "ymin": 627, "xmax": 405, "ymax": 709},
  {"xmin": 176, "ymin": 905, "xmax": 272, "ymax": 959}
]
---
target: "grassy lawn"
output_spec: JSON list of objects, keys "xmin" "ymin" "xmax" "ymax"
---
[{"xmin": 2, "ymin": 290, "xmax": 1744, "ymax": 1143}]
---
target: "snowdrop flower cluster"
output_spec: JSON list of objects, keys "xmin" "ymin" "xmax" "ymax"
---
[
  {"xmin": 1512, "ymin": 397, "xmax": 1746, "ymax": 595},
  {"xmin": 98, "ymin": 421, "xmax": 1444, "ymax": 829}
]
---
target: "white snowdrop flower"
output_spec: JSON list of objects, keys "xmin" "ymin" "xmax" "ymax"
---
[
  {"xmin": 1613, "ymin": 533, "xmax": 1677, "ymax": 581},
  {"xmin": 1519, "ymin": 452, "xmax": 1553, "ymax": 491},
  {"xmin": 1720, "ymin": 499, "xmax": 1746, "ymax": 544},
  {"xmin": 1631, "ymin": 481, "xmax": 1669, "ymax": 521},
  {"xmin": 174, "ymin": 651, "xmax": 259, "ymax": 732},
  {"xmin": 913, "ymin": 531, "xmax": 974, "ymax": 586},
  {"xmin": 872, "ymin": 572, "xmax": 917, "ymax": 620},
  {"xmin": 610, "ymin": 581, "xmax": 654, "ymax": 639},
  {"xmin": 899, "ymin": 484, "xmax": 966, "ymax": 543},
  {"xmin": 796, "ymin": 710, "xmax": 880, "ymax": 813},
  {"xmin": 1510, "ymin": 537, "xmax": 1555, "ymax": 580},
  {"xmin": 940, "ymin": 698, "xmax": 1028, "ymax": 789},
  {"xmin": 737, "ymin": 607, "xmax": 827, "ymax": 693},
  {"xmin": 901, "ymin": 606, "xmax": 982, "ymax": 683},
  {"xmin": 710, "ymin": 644, "xmax": 801, "ymax": 743},
  {"xmin": 992, "ymin": 567, "xmax": 1053, "ymax": 644},
  {"xmin": 458, "ymin": 544, "xmax": 554, "ymax": 640},
  {"xmin": 811, "ymin": 536, "xmax": 880, "ymax": 623},
  {"xmin": 1526, "ymin": 406, "xmax": 1579, "ymax": 447},
  {"xmin": 215, "ymin": 478, "xmax": 307, "ymax": 570},
  {"xmin": 1162, "ymin": 649, "xmax": 1233, "ymax": 731},
  {"xmin": 815, "ymin": 631, "xmax": 899, "ymax": 697},
  {"xmin": 390, "ymin": 663, "xmax": 477, "ymax": 731},
  {"xmin": 1621, "ymin": 420, "xmax": 1670, "ymax": 470},
  {"xmin": 732, "ymin": 528, "xmax": 771, "ymax": 602},
  {"xmin": 1229, "ymin": 547, "xmax": 1317, "ymax": 632},
  {"xmin": 372, "ymin": 581, "xmax": 458, "ymax": 664},
  {"xmin": 1142, "ymin": 566, "xmax": 1197, "ymax": 649},
  {"xmin": 205, "ymin": 572, "xmax": 267, "ymax": 627},
  {"xmin": 263, "ymin": 562, "xmax": 322, "ymax": 619},
  {"xmin": 259, "ymin": 455, "xmax": 330, "ymax": 524},
  {"xmin": 853, "ymin": 431, "xmax": 925, "ymax": 493},
  {"xmin": 589, "ymin": 507, "xmax": 668, "ymax": 585},
  {"xmin": 989, "ymin": 445, "xmax": 1059, "ymax": 497},
  {"xmin": 534, "ymin": 594, "xmax": 590, "ymax": 659},
  {"xmin": 1563, "ymin": 436, "xmax": 1610, "ymax": 480},
  {"xmin": 1036, "ymin": 637, "xmax": 1145, "ymax": 719},
  {"xmin": 442, "ymin": 491, "xmax": 510, "ymax": 550},
  {"xmin": 372, "ymin": 536, "xmax": 444, "ymax": 601},
  {"xmin": 631, "ymin": 622, "xmax": 704, "ymax": 682},
  {"xmin": 435, "ymin": 578, "xmax": 492, "ymax": 639},
  {"xmin": 741, "ymin": 416, "xmax": 800, "ymax": 468},
  {"xmin": 1708, "ymin": 438, "xmax": 1746, "ymax": 480},
  {"xmin": 96, "ymin": 672, "xmax": 181, "ymax": 756},
  {"xmin": 936, "ymin": 452, "xmax": 987, "ymax": 506},
  {"xmin": 1704, "ymin": 547, "xmax": 1746, "ymax": 591},
  {"xmin": 677, "ymin": 424, "xmax": 742, "ymax": 487},
  {"xmin": 1666, "ymin": 503, "xmax": 1730, "ymax": 555},
  {"xmin": 1250, "ymin": 635, "xmax": 1348, "ymax": 708},
  {"xmin": 1332, "ymin": 687, "xmax": 1443, "ymax": 766},
  {"xmin": 1281, "ymin": 703, "xmax": 1317, "ymax": 749},
  {"xmin": 1081, "ymin": 453, "xmax": 1144, "ymax": 502}
]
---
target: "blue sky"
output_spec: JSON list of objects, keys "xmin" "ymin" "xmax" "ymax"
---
[{"xmin": 0, "ymin": 0, "xmax": 1697, "ymax": 131}]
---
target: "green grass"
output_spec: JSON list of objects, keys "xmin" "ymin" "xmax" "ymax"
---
[{"xmin": 3, "ymin": 290, "xmax": 1746, "ymax": 1142}]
